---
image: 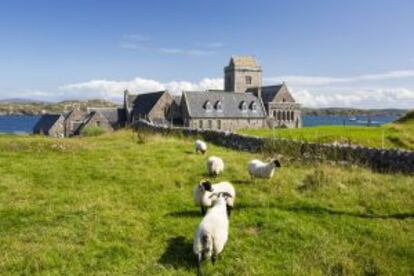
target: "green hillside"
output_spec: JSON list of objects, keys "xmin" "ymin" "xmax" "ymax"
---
[{"xmin": 0, "ymin": 131, "xmax": 412, "ymax": 275}]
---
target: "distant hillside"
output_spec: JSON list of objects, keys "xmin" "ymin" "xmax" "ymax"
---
[
  {"xmin": 302, "ymin": 107, "xmax": 407, "ymax": 117},
  {"xmin": 0, "ymin": 99, "xmax": 118, "ymax": 115}
]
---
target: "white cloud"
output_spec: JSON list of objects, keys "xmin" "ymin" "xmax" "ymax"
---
[
  {"xmin": 59, "ymin": 77, "xmax": 223, "ymax": 102},
  {"xmin": 266, "ymin": 70, "xmax": 414, "ymax": 86},
  {"xmin": 290, "ymin": 87, "xmax": 414, "ymax": 109}
]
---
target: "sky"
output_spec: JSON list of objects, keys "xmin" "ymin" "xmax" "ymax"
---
[{"xmin": 0, "ymin": 0, "xmax": 413, "ymax": 108}]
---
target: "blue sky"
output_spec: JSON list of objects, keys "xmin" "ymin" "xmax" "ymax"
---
[{"xmin": 0, "ymin": 0, "xmax": 413, "ymax": 108}]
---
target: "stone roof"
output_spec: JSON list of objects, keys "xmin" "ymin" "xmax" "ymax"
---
[
  {"xmin": 183, "ymin": 91, "xmax": 266, "ymax": 119},
  {"xmin": 33, "ymin": 114, "xmax": 62, "ymax": 133},
  {"xmin": 229, "ymin": 56, "xmax": 260, "ymax": 68},
  {"xmin": 132, "ymin": 91, "xmax": 166, "ymax": 115}
]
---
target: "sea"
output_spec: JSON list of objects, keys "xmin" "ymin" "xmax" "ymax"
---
[{"xmin": 0, "ymin": 114, "xmax": 401, "ymax": 134}]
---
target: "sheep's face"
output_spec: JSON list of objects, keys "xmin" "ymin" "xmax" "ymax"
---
[
  {"xmin": 273, "ymin": 159, "xmax": 281, "ymax": 168},
  {"xmin": 200, "ymin": 180, "xmax": 213, "ymax": 192}
]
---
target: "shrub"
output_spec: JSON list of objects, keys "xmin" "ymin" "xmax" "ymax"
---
[{"xmin": 81, "ymin": 126, "xmax": 105, "ymax": 137}]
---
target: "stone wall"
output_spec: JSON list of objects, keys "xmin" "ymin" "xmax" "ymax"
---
[
  {"xmin": 187, "ymin": 118, "xmax": 265, "ymax": 131},
  {"xmin": 133, "ymin": 120, "xmax": 414, "ymax": 174}
]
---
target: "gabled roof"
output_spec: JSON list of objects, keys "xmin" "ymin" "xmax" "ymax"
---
[
  {"xmin": 260, "ymin": 84, "xmax": 296, "ymax": 104},
  {"xmin": 87, "ymin": 107, "xmax": 126, "ymax": 125},
  {"xmin": 132, "ymin": 91, "xmax": 167, "ymax": 115},
  {"xmin": 33, "ymin": 114, "xmax": 62, "ymax": 133},
  {"xmin": 183, "ymin": 91, "xmax": 266, "ymax": 118},
  {"xmin": 228, "ymin": 56, "xmax": 260, "ymax": 68}
]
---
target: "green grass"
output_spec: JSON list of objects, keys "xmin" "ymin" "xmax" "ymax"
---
[
  {"xmin": 239, "ymin": 122, "xmax": 414, "ymax": 150},
  {"xmin": 0, "ymin": 130, "xmax": 413, "ymax": 275}
]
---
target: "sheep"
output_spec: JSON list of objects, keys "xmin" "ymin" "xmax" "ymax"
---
[
  {"xmin": 192, "ymin": 180, "xmax": 235, "ymax": 216},
  {"xmin": 193, "ymin": 192, "xmax": 232, "ymax": 275},
  {"xmin": 248, "ymin": 159, "xmax": 281, "ymax": 179},
  {"xmin": 206, "ymin": 156, "xmax": 224, "ymax": 176},
  {"xmin": 195, "ymin": 139, "xmax": 207, "ymax": 154}
]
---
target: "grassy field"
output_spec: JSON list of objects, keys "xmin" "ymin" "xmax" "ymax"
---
[
  {"xmin": 239, "ymin": 121, "xmax": 414, "ymax": 150},
  {"xmin": 0, "ymin": 130, "xmax": 413, "ymax": 275}
]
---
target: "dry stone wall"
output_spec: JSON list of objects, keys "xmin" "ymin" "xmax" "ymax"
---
[{"xmin": 133, "ymin": 120, "xmax": 414, "ymax": 174}]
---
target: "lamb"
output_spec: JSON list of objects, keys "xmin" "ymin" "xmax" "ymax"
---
[
  {"xmin": 195, "ymin": 139, "xmax": 207, "ymax": 154},
  {"xmin": 248, "ymin": 159, "xmax": 281, "ymax": 179},
  {"xmin": 193, "ymin": 192, "xmax": 231, "ymax": 275},
  {"xmin": 192, "ymin": 180, "xmax": 236, "ymax": 216},
  {"xmin": 206, "ymin": 156, "xmax": 224, "ymax": 176}
]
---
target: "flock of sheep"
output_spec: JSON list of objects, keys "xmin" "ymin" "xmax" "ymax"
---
[{"xmin": 192, "ymin": 139, "xmax": 281, "ymax": 275}]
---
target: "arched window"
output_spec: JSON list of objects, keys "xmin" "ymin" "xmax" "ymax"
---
[
  {"xmin": 273, "ymin": 110, "xmax": 277, "ymax": 117},
  {"xmin": 291, "ymin": 111, "xmax": 294, "ymax": 121},
  {"xmin": 215, "ymin": 101, "xmax": 222, "ymax": 111},
  {"xmin": 282, "ymin": 111, "xmax": 286, "ymax": 120},
  {"xmin": 239, "ymin": 101, "xmax": 247, "ymax": 112},
  {"xmin": 277, "ymin": 111, "xmax": 281, "ymax": 120},
  {"xmin": 250, "ymin": 102, "xmax": 257, "ymax": 112},
  {"xmin": 204, "ymin": 101, "xmax": 212, "ymax": 112}
]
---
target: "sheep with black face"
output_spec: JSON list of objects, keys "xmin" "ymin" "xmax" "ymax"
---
[
  {"xmin": 192, "ymin": 180, "xmax": 235, "ymax": 216},
  {"xmin": 248, "ymin": 159, "xmax": 281, "ymax": 179},
  {"xmin": 193, "ymin": 192, "xmax": 232, "ymax": 276}
]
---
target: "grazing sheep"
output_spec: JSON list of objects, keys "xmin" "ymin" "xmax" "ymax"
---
[
  {"xmin": 206, "ymin": 156, "xmax": 224, "ymax": 176},
  {"xmin": 192, "ymin": 180, "xmax": 236, "ymax": 216},
  {"xmin": 195, "ymin": 140, "xmax": 207, "ymax": 154},
  {"xmin": 193, "ymin": 192, "xmax": 231, "ymax": 275},
  {"xmin": 248, "ymin": 159, "xmax": 281, "ymax": 179}
]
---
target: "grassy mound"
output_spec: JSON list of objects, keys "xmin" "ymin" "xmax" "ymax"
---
[
  {"xmin": 394, "ymin": 110, "xmax": 414, "ymax": 124},
  {"xmin": 0, "ymin": 130, "xmax": 412, "ymax": 275}
]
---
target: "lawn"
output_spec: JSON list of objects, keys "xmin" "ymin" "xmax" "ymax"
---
[
  {"xmin": 239, "ymin": 122, "xmax": 414, "ymax": 150},
  {"xmin": 0, "ymin": 130, "xmax": 413, "ymax": 275}
]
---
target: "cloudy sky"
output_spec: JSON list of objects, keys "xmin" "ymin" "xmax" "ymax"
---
[{"xmin": 0, "ymin": 0, "xmax": 413, "ymax": 108}]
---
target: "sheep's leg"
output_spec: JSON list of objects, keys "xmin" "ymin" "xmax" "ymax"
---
[
  {"xmin": 196, "ymin": 253, "xmax": 203, "ymax": 276},
  {"xmin": 201, "ymin": 206, "xmax": 206, "ymax": 216},
  {"xmin": 212, "ymin": 254, "xmax": 217, "ymax": 265}
]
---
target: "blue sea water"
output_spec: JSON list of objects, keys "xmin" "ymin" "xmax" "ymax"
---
[
  {"xmin": 0, "ymin": 115, "xmax": 42, "ymax": 134},
  {"xmin": 0, "ymin": 114, "xmax": 401, "ymax": 134}
]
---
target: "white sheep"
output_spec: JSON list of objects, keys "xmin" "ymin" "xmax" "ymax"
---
[
  {"xmin": 206, "ymin": 156, "xmax": 224, "ymax": 176},
  {"xmin": 248, "ymin": 159, "xmax": 281, "ymax": 179},
  {"xmin": 195, "ymin": 139, "xmax": 207, "ymax": 154},
  {"xmin": 193, "ymin": 192, "xmax": 231, "ymax": 275},
  {"xmin": 192, "ymin": 180, "xmax": 235, "ymax": 216}
]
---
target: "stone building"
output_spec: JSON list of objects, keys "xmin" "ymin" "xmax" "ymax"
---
[
  {"xmin": 123, "ymin": 56, "xmax": 302, "ymax": 131},
  {"xmin": 33, "ymin": 114, "xmax": 65, "ymax": 137},
  {"xmin": 225, "ymin": 56, "xmax": 302, "ymax": 128},
  {"xmin": 33, "ymin": 107, "xmax": 125, "ymax": 137},
  {"xmin": 180, "ymin": 91, "xmax": 266, "ymax": 131}
]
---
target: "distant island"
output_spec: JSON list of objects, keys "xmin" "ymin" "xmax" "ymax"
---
[
  {"xmin": 301, "ymin": 107, "xmax": 407, "ymax": 117},
  {"xmin": 0, "ymin": 99, "xmax": 118, "ymax": 115},
  {"xmin": 0, "ymin": 98, "xmax": 408, "ymax": 118}
]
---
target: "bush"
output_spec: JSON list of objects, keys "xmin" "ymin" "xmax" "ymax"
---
[{"xmin": 81, "ymin": 126, "xmax": 105, "ymax": 137}]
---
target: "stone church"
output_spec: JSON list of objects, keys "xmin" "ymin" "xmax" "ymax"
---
[
  {"xmin": 124, "ymin": 56, "xmax": 302, "ymax": 131},
  {"xmin": 34, "ymin": 56, "xmax": 301, "ymax": 137}
]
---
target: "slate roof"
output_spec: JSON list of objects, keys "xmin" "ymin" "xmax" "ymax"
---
[
  {"xmin": 229, "ymin": 56, "xmax": 260, "ymax": 68},
  {"xmin": 260, "ymin": 84, "xmax": 295, "ymax": 104},
  {"xmin": 183, "ymin": 91, "xmax": 266, "ymax": 118},
  {"xmin": 132, "ymin": 91, "xmax": 166, "ymax": 115},
  {"xmin": 87, "ymin": 107, "xmax": 126, "ymax": 126},
  {"xmin": 260, "ymin": 85, "xmax": 284, "ymax": 104},
  {"xmin": 33, "ymin": 114, "xmax": 62, "ymax": 133}
]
